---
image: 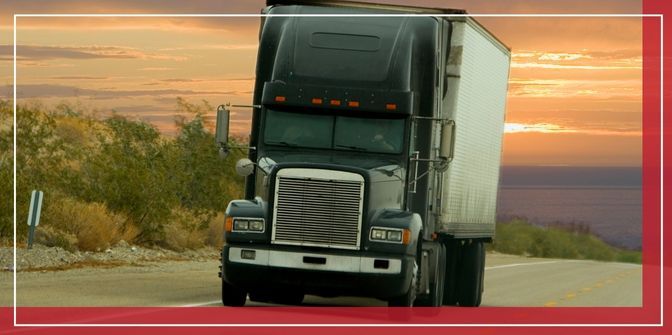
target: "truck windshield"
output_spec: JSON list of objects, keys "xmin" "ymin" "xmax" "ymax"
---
[{"xmin": 264, "ymin": 109, "xmax": 404, "ymax": 154}]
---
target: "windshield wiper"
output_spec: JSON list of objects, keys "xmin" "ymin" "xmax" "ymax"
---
[
  {"xmin": 335, "ymin": 144, "xmax": 369, "ymax": 152},
  {"xmin": 266, "ymin": 140, "xmax": 298, "ymax": 147}
]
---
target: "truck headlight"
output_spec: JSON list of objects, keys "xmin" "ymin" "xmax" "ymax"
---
[
  {"xmin": 387, "ymin": 230, "xmax": 402, "ymax": 242},
  {"xmin": 231, "ymin": 218, "xmax": 265, "ymax": 233},
  {"xmin": 370, "ymin": 227, "xmax": 410, "ymax": 244},
  {"xmin": 233, "ymin": 219, "xmax": 249, "ymax": 231},
  {"xmin": 248, "ymin": 219, "xmax": 264, "ymax": 232}
]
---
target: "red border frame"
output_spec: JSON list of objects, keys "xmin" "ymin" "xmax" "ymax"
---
[{"xmin": 2, "ymin": 0, "xmax": 670, "ymax": 333}]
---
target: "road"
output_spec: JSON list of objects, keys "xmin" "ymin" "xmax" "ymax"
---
[{"xmin": 0, "ymin": 253, "xmax": 641, "ymax": 307}]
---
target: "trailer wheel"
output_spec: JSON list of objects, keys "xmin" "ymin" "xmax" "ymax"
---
[
  {"xmin": 222, "ymin": 280, "xmax": 247, "ymax": 307},
  {"xmin": 442, "ymin": 240, "xmax": 460, "ymax": 306},
  {"xmin": 456, "ymin": 240, "xmax": 485, "ymax": 307},
  {"xmin": 475, "ymin": 245, "xmax": 486, "ymax": 306},
  {"xmin": 388, "ymin": 260, "xmax": 418, "ymax": 307}
]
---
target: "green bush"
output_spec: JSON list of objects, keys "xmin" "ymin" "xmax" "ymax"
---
[
  {"xmin": 2, "ymin": 98, "xmax": 245, "ymax": 249},
  {"xmin": 492, "ymin": 219, "xmax": 641, "ymax": 264}
]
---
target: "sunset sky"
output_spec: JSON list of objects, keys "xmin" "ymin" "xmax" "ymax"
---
[{"xmin": 0, "ymin": 0, "xmax": 644, "ymax": 166}]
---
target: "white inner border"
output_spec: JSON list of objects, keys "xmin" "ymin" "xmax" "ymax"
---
[{"xmin": 11, "ymin": 12, "xmax": 664, "ymax": 328}]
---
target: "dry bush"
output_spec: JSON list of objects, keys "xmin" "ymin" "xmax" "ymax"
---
[
  {"xmin": 41, "ymin": 195, "xmax": 129, "ymax": 251},
  {"xmin": 119, "ymin": 224, "xmax": 140, "ymax": 243},
  {"xmin": 34, "ymin": 225, "xmax": 78, "ymax": 251},
  {"xmin": 206, "ymin": 212, "xmax": 225, "ymax": 248},
  {"xmin": 162, "ymin": 207, "xmax": 210, "ymax": 251}
]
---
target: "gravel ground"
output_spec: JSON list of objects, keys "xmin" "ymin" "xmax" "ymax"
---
[{"xmin": 0, "ymin": 241, "xmax": 220, "ymax": 271}]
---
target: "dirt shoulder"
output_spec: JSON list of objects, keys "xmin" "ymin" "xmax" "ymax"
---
[{"xmin": 0, "ymin": 242, "xmax": 220, "ymax": 272}]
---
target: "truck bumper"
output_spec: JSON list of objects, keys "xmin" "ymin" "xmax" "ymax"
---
[{"xmin": 221, "ymin": 245, "xmax": 414, "ymax": 299}]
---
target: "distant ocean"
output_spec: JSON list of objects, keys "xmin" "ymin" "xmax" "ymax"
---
[{"xmin": 497, "ymin": 166, "xmax": 642, "ymax": 250}]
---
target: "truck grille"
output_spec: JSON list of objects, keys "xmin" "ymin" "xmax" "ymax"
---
[{"xmin": 272, "ymin": 169, "xmax": 364, "ymax": 250}]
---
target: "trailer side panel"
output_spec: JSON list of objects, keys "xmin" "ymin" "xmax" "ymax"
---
[{"xmin": 438, "ymin": 19, "xmax": 511, "ymax": 238}]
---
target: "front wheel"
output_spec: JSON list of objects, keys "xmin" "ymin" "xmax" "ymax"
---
[
  {"xmin": 415, "ymin": 244, "xmax": 447, "ymax": 307},
  {"xmin": 222, "ymin": 280, "xmax": 247, "ymax": 307},
  {"xmin": 388, "ymin": 260, "xmax": 418, "ymax": 307}
]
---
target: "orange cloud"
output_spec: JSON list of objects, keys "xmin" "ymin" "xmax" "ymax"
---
[
  {"xmin": 2, "ymin": 44, "xmax": 188, "ymax": 62},
  {"xmin": 504, "ymin": 122, "xmax": 640, "ymax": 136}
]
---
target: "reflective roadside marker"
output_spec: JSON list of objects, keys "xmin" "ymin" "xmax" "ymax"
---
[{"xmin": 26, "ymin": 190, "xmax": 44, "ymax": 250}]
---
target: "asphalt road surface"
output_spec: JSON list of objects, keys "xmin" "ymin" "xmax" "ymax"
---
[{"xmin": 0, "ymin": 253, "xmax": 641, "ymax": 308}]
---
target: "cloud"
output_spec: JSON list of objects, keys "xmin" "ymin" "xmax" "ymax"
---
[
  {"xmin": 51, "ymin": 76, "xmax": 109, "ymax": 80},
  {"xmin": 139, "ymin": 67, "xmax": 173, "ymax": 71},
  {"xmin": 159, "ymin": 44, "xmax": 258, "ymax": 51},
  {"xmin": 11, "ymin": 84, "xmax": 241, "ymax": 99},
  {"xmin": 511, "ymin": 49, "xmax": 642, "ymax": 70},
  {"xmin": 507, "ymin": 78, "xmax": 641, "ymax": 99},
  {"xmin": 504, "ymin": 122, "xmax": 640, "ymax": 136},
  {"xmin": 511, "ymin": 63, "xmax": 640, "ymax": 70},
  {"xmin": 0, "ymin": 44, "xmax": 187, "ymax": 61},
  {"xmin": 159, "ymin": 78, "xmax": 203, "ymax": 82}
]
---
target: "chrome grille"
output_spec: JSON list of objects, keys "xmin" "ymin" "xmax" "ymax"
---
[{"xmin": 272, "ymin": 169, "xmax": 364, "ymax": 250}]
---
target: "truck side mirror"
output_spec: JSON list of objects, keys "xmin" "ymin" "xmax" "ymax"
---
[
  {"xmin": 439, "ymin": 120, "xmax": 456, "ymax": 162},
  {"xmin": 215, "ymin": 105, "xmax": 230, "ymax": 159},
  {"xmin": 235, "ymin": 158, "xmax": 255, "ymax": 177}
]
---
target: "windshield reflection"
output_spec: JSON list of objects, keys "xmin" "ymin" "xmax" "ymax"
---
[{"xmin": 263, "ymin": 109, "xmax": 405, "ymax": 154}]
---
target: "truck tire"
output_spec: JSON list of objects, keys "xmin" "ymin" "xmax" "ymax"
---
[
  {"xmin": 415, "ymin": 244, "xmax": 446, "ymax": 307},
  {"xmin": 222, "ymin": 280, "xmax": 247, "ymax": 307},
  {"xmin": 475, "ymin": 245, "xmax": 486, "ymax": 306},
  {"xmin": 249, "ymin": 292, "xmax": 273, "ymax": 303},
  {"xmin": 456, "ymin": 240, "xmax": 484, "ymax": 307},
  {"xmin": 442, "ymin": 240, "xmax": 460, "ymax": 306},
  {"xmin": 388, "ymin": 260, "xmax": 418, "ymax": 307},
  {"xmin": 273, "ymin": 292, "xmax": 305, "ymax": 306}
]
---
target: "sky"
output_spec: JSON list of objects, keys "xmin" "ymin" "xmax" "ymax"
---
[{"xmin": 0, "ymin": 0, "xmax": 644, "ymax": 166}]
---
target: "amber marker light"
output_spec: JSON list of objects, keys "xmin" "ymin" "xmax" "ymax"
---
[
  {"xmin": 312, "ymin": 98, "xmax": 323, "ymax": 104},
  {"xmin": 347, "ymin": 101, "xmax": 360, "ymax": 107},
  {"xmin": 402, "ymin": 229, "xmax": 411, "ymax": 245},
  {"xmin": 330, "ymin": 99, "xmax": 341, "ymax": 106},
  {"xmin": 386, "ymin": 103, "xmax": 397, "ymax": 111},
  {"xmin": 225, "ymin": 216, "xmax": 233, "ymax": 232},
  {"xmin": 274, "ymin": 96, "xmax": 286, "ymax": 102}
]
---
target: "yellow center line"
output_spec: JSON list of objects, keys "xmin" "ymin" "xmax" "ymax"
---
[{"xmin": 542, "ymin": 268, "xmax": 638, "ymax": 307}]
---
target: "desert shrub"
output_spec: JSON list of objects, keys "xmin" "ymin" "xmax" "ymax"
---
[
  {"xmin": 2, "ymin": 98, "xmax": 245, "ymax": 247},
  {"xmin": 616, "ymin": 250, "xmax": 642, "ymax": 264},
  {"xmin": 493, "ymin": 219, "xmax": 640, "ymax": 264},
  {"xmin": 161, "ymin": 207, "xmax": 212, "ymax": 251},
  {"xmin": 34, "ymin": 225, "xmax": 78, "ymax": 252},
  {"xmin": 41, "ymin": 194, "xmax": 129, "ymax": 251},
  {"xmin": 206, "ymin": 212, "xmax": 225, "ymax": 248}
]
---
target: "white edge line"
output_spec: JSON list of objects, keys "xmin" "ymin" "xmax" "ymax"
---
[
  {"xmin": 659, "ymin": 13, "xmax": 664, "ymax": 329},
  {"xmin": 10, "ymin": 13, "xmax": 664, "ymax": 17},
  {"xmin": 178, "ymin": 301, "xmax": 221, "ymax": 308},
  {"xmin": 9, "ymin": 323, "xmax": 667, "ymax": 328},
  {"xmin": 12, "ymin": 13, "xmax": 17, "ymax": 328},
  {"xmin": 11, "ymin": 12, "xmax": 664, "ymax": 328},
  {"xmin": 484, "ymin": 260, "xmax": 564, "ymax": 270}
]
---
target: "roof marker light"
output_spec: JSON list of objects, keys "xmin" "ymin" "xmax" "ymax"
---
[
  {"xmin": 312, "ymin": 98, "xmax": 323, "ymax": 104},
  {"xmin": 275, "ymin": 96, "xmax": 286, "ymax": 102},
  {"xmin": 348, "ymin": 101, "xmax": 360, "ymax": 107},
  {"xmin": 386, "ymin": 103, "xmax": 397, "ymax": 111}
]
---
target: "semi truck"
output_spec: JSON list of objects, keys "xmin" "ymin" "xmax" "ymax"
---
[{"xmin": 216, "ymin": 0, "xmax": 510, "ymax": 307}]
